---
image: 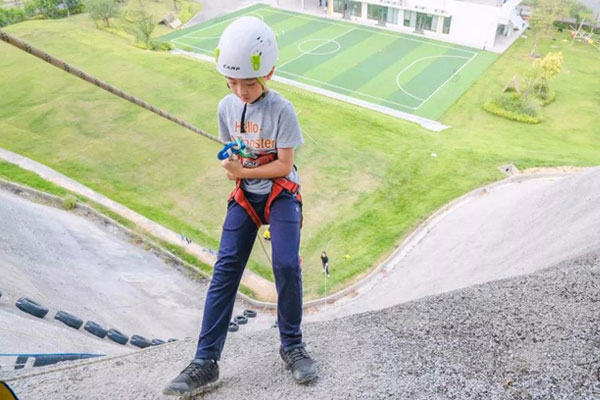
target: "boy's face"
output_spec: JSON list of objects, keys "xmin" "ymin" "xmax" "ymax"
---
[
  {"xmin": 226, "ymin": 77, "xmax": 264, "ymax": 103},
  {"xmin": 225, "ymin": 67, "xmax": 275, "ymax": 104}
]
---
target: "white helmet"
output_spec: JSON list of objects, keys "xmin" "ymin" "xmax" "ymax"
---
[{"xmin": 215, "ymin": 16, "xmax": 278, "ymax": 79}]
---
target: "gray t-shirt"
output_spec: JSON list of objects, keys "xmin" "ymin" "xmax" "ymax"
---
[{"xmin": 218, "ymin": 90, "xmax": 304, "ymax": 194}]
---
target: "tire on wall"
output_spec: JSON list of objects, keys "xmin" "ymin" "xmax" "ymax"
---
[
  {"xmin": 234, "ymin": 315, "xmax": 248, "ymax": 325},
  {"xmin": 84, "ymin": 321, "xmax": 108, "ymax": 339},
  {"xmin": 228, "ymin": 322, "xmax": 239, "ymax": 332},
  {"xmin": 243, "ymin": 309, "xmax": 257, "ymax": 318},
  {"xmin": 54, "ymin": 310, "xmax": 84, "ymax": 330},
  {"xmin": 151, "ymin": 338, "xmax": 165, "ymax": 346},
  {"xmin": 107, "ymin": 329, "xmax": 129, "ymax": 345},
  {"xmin": 15, "ymin": 297, "xmax": 49, "ymax": 319},
  {"xmin": 130, "ymin": 335, "xmax": 152, "ymax": 349}
]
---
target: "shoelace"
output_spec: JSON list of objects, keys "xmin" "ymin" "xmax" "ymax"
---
[
  {"xmin": 182, "ymin": 361, "xmax": 214, "ymax": 384},
  {"xmin": 287, "ymin": 347, "xmax": 311, "ymax": 365}
]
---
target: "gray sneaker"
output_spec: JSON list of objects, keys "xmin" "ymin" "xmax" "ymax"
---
[
  {"xmin": 280, "ymin": 343, "xmax": 318, "ymax": 383},
  {"xmin": 163, "ymin": 359, "xmax": 220, "ymax": 396}
]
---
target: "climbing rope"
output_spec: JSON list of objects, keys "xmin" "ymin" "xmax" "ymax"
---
[{"xmin": 0, "ymin": 29, "xmax": 256, "ymax": 156}]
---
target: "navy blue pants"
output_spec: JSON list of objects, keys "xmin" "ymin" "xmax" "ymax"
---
[{"xmin": 195, "ymin": 191, "xmax": 303, "ymax": 361}]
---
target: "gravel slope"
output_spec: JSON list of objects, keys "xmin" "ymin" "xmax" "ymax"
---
[{"xmin": 4, "ymin": 250, "xmax": 600, "ymax": 399}]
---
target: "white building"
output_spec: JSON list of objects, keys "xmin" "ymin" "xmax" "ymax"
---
[{"xmin": 330, "ymin": 0, "xmax": 528, "ymax": 51}]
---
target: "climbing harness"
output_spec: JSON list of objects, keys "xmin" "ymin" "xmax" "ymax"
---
[
  {"xmin": 0, "ymin": 30, "xmax": 252, "ymax": 159},
  {"xmin": 227, "ymin": 152, "xmax": 302, "ymax": 228}
]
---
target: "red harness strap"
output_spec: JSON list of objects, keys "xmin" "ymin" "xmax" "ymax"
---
[{"xmin": 228, "ymin": 153, "xmax": 302, "ymax": 228}]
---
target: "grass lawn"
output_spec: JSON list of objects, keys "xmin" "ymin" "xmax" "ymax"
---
[
  {"xmin": 0, "ymin": 15, "xmax": 598, "ymax": 299},
  {"xmin": 162, "ymin": 4, "xmax": 497, "ymax": 120}
]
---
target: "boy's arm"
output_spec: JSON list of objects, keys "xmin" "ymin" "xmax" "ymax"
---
[{"xmin": 221, "ymin": 147, "xmax": 294, "ymax": 180}]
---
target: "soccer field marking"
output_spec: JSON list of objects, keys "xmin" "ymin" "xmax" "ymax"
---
[
  {"xmin": 168, "ymin": 5, "xmax": 480, "ymax": 114},
  {"xmin": 248, "ymin": 11, "xmax": 265, "ymax": 20},
  {"xmin": 185, "ymin": 35, "xmax": 221, "ymax": 40},
  {"xmin": 395, "ymin": 55, "xmax": 471, "ymax": 102},
  {"xmin": 176, "ymin": 9, "xmax": 268, "ymax": 43},
  {"xmin": 171, "ymin": 39, "xmax": 212, "ymax": 54},
  {"xmin": 415, "ymin": 52, "xmax": 478, "ymax": 110},
  {"xmin": 297, "ymin": 39, "xmax": 342, "ymax": 55},
  {"xmin": 277, "ymin": 27, "xmax": 356, "ymax": 69},
  {"xmin": 264, "ymin": 7, "xmax": 478, "ymax": 56},
  {"xmin": 276, "ymin": 69, "xmax": 419, "ymax": 110},
  {"xmin": 171, "ymin": 36, "xmax": 469, "ymax": 111}
]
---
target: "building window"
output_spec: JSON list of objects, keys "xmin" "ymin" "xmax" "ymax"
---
[
  {"xmin": 403, "ymin": 10, "xmax": 412, "ymax": 27},
  {"xmin": 334, "ymin": 0, "xmax": 361, "ymax": 16},
  {"xmin": 443, "ymin": 16, "xmax": 452, "ymax": 34},
  {"xmin": 367, "ymin": 4, "xmax": 388, "ymax": 21},
  {"xmin": 333, "ymin": 0, "xmax": 343, "ymax": 13},
  {"xmin": 415, "ymin": 12, "xmax": 433, "ymax": 32},
  {"xmin": 349, "ymin": 1, "xmax": 361, "ymax": 16},
  {"xmin": 387, "ymin": 7, "xmax": 400, "ymax": 24}
]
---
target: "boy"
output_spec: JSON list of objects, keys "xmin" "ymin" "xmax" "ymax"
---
[{"xmin": 163, "ymin": 16, "xmax": 317, "ymax": 397}]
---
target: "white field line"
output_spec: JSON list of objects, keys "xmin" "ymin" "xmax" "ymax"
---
[
  {"xmin": 171, "ymin": 39, "xmax": 212, "ymax": 54},
  {"xmin": 170, "ymin": 6, "xmax": 477, "ymax": 114},
  {"xmin": 396, "ymin": 55, "xmax": 471, "ymax": 102},
  {"xmin": 276, "ymin": 69, "xmax": 418, "ymax": 110},
  {"xmin": 415, "ymin": 52, "xmax": 478, "ymax": 110},
  {"xmin": 278, "ymin": 27, "xmax": 356, "ymax": 69},
  {"xmin": 172, "ymin": 37, "xmax": 473, "ymax": 112},
  {"xmin": 177, "ymin": 9, "xmax": 267, "ymax": 41},
  {"xmin": 171, "ymin": 49, "xmax": 448, "ymax": 131},
  {"xmin": 265, "ymin": 6, "xmax": 478, "ymax": 56}
]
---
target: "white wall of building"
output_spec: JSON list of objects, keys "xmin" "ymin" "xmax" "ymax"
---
[{"xmin": 334, "ymin": 0, "xmax": 524, "ymax": 50}]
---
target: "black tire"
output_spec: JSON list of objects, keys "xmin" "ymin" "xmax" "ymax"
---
[
  {"xmin": 151, "ymin": 338, "xmax": 165, "ymax": 346},
  {"xmin": 107, "ymin": 329, "xmax": 129, "ymax": 345},
  {"xmin": 84, "ymin": 321, "xmax": 108, "ymax": 338},
  {"xmin": 228, "ymin": 322, "xmax": 239, "ymax": 332},
  {"xmin": 130, "ymin": 334, "xmax": 152, "ymax": 349},
  {"xmin": 167, "ymin": 338, "xmax": 178, "ymax": 343},
  {"xmin": 234, "ymin": 315, "xmax": 248, "ymax": 325},
  {"xmin": 54, "ymin": 310, "xmax": 83, "ymax": 330},
  {"xmin": 15, "ymin": 297, "xmax": 48, "ymax": 319},
  {"xmin": 243, "ymin": 309, "xmax": 257, "ymax": 318}
]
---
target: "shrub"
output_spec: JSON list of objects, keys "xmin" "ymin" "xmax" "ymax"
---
[
  {"xmin": 483, "ymin": 93, "xmax": 542, "ymax": 124},
  {"xmin": 0, "ymin": 7, "xmax": 26, "ymax": 27},
  {"xmin": 150, "ymin": 40, "xmax": 173, "ymax": 51},
  {"xmin": 62, "ymin": 195, "xmax": 78, "ymax": 210},
  {"xmin": 532, "ymin": 79, "xmax": 556, "ymax": 105}
]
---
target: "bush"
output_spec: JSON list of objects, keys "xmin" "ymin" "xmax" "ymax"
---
[
  {"xmin": 62, "ymin": 194, "xmax": 78, "ymax": 210},
  {"xmin": 24, "ymin": 1, "xmax": 38, "ymax": 18},
  {"xmin": 152, "ymin": 40, "xmax": 173, "ymax": 51},
  {"xmin": 0, "ymin": 7, "xmax": 26, "ymax": 27},
  {"xmin": 532, "ymin": 79, "xmax": 556, "ymax": 105},
  {"xmin": 33, "ymin": 0, "xmax": 62, "ymax": 19},
  {"xmin": 483, "ymin": 93, "xmax": 542, "ymax": 124}
]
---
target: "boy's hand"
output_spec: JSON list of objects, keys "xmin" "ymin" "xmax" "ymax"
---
[{"xmin": 221, "ymin": 154, "xmax": 245, "ymax": 180}]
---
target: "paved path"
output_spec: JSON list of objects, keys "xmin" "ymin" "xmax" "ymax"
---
[
  {"xmin": 0, "ymin": 147, "xmax": 277, "ymax": 300},
  {"xmin": 308, "ymin": 168, "xmax": 600, "ymax": 322}
]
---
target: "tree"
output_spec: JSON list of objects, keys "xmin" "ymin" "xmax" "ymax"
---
[
  {"xmin": 529, "ymin": 0, "xmax": 569, "ymax": 55},
  {"xmin": 85, "ymin": 0, "xmax": 118, "ymax": 26},
  {"xmin": 127, "ymin": 0, "xmax": 155, "ymax": 45},
  {"xmin": 133, "ymin": 6, "xmax": 155, "ymax": 45},
  {"xmin": 568, "ymin": 0, "xmax": 592, "ymax": 25}
]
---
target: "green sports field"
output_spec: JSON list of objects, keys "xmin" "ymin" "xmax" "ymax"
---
[{"xmin": 162, "ymin": 4, "xmax": 498, "ymax": 120}]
